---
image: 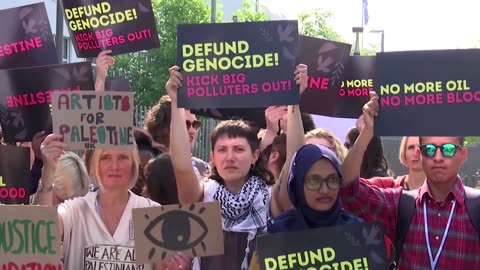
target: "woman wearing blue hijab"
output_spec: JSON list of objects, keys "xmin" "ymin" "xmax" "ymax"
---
[{"xmin": 268, "ymin": 144, "xmax": 362, "ymax": 233}]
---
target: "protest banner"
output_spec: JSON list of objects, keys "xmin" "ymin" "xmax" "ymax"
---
[
  {"xmin": 51, "ymin": 91, "xmax": 135, "ymax": 150},
  {"xmin": 0, "ymin": 62, "xmax": 94, "ymax": 143},
  {"xmin": 375, "ymin": 49, "xmax": 480, "ymax": 136},
  {"xmin": 0, "ymin": 3, "xmax": 58, "ymax": 69},
  {"xmin": 177, "ymin": 20, "xmax": 299, "ymax": 109},
  {"xmin": 132, "ymin": 202, "xmax": 224, "ymax": 263},
  {"xmin": 105, "ymin": 76, "xmax": 132, "ymax": 91},
  {"xmin": 298, "ymin": 35, "xmax": 352, "ymax": 117},
  {"xmin": 0, "ymin": 145, "xmax": 31, "ymax": 205},
  {"xmin": 0, "ymin": 205, "xmax": 62, "ymax": 270},
  {"xmin": 335, "ymin": 56, "xmax": 375, "ymax": 118},
  {"xmin": 257, "ymin": 223, "xmax": 388, "ymax": 270},
  {"xmin": 62, "ymin": 0, "xmax": 160, "ymax": 58}
]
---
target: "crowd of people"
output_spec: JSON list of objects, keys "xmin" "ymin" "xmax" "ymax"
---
[{"xmin": 1, "ymin": 50, "xmax": 480, "ymax": 270}]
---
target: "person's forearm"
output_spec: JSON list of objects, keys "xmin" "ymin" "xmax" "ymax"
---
[
  {"xmin": 272, "ymin": 104, "xmax": 304, "ymax": 214},
  {"xmin": 95, "ymin": 78, "xmax": 106, "ymax": 91},
  {"xmin": 170, "ymin": 103, "xmax": 203, "ymax": 203},
  {"xmin": 32, "ymin": 167, "xmax": 55, "ymax": 206},
  {"xmin": 341, "ymin": 128, "xmax": 373, "ymax": 183},
  {"xmin": 259, "ymin": 128, "xmax": 277, "ymax": 152}
]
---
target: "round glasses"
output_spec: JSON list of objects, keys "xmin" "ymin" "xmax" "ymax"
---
[{"xmin": 304, "ymin": 175, "xmax": 341, "ymax": 191}]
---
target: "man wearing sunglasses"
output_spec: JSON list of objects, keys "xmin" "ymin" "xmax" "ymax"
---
[{"xmin": 340, "ymin": 92, "xmax": 480, "ymax": 269}]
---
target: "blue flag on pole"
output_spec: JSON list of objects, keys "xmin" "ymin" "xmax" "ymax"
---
[{"xmin": 363, "ymin": 0, "xmax": 369, "ymax": 26}]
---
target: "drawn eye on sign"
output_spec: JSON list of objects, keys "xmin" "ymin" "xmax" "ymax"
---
[
  {"xmin": 144, "ymin": 204, "xmax": 209, "ymax": 259},
  {"xmin": 133, "ymin": 202, "xmax": 224, "ymax": 264}
]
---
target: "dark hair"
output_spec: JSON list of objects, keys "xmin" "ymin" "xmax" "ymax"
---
[
  {"xmin": 144, "ymin": 154, "xmax": 179, "ymax": 205},
  {"xmin": 134, "ymin": 128, "xmax": 165, "ymax": 156},
  {"xmin": 419, "ymin": 136, "xmax": 465, "ymax": 147},
  {"xmin": 210, "ymin": 120, "xmax": 274, "ymax": 185},
  {"xmin": 144, "ymin": 95, "xmax": 171, "ymax": 146},
  {"xmin": 301, "ymin": 113, "xmax": 316, "ymax": 134},
  {"xmin": 268, "ymin": 134, "xmax": 287, "ymax": 167},
  {"xmin": 346, "ymin": 127, "xmax": 391, "ymax": 178}
]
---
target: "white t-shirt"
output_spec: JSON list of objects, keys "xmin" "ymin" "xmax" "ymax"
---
[{"xmin": 58, "ymin": 190, "xmax": 159, "ymax": 270}]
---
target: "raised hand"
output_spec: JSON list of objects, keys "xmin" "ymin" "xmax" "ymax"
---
[
  {"xmin": 165, "ymin": 66, "xmax": 183, "ymax": 105},
  {"xmin": 40, "ymin": 134, "xmax": 68, "ymax": 173},
  {"xmin": 294, "ymin": 64, "xmax": 308, "ymax": 95},
  {"xmin": 95, "ymin": 50, "xmax": 115, "ymax": 83},
  {"xmin": 265, "ymin": 106, "xmax": 287, "ymax": 134},
  {"xmin": 362, "ymin": 91, "xmax": 379, "ymax": 130}
]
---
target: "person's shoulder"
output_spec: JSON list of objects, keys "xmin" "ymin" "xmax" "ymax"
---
[
  {"xmin": 340, "ymin": 210, "xmax": 365, "ymax": 224},
  {"xmin": 130, "ymin": 191, "xmax": 160, "ymax": 207}
]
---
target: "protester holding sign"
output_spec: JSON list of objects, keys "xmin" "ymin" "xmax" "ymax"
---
[
  {"xmin": 94, "ymin": 49, "xmax": 116, "ymax": 91},
  {"xmin": 340, "ymin": 92, "xmax": 480, "ymax": 269},
  {"xmin": 34, "ymin": 135, "xmax": 189, "ymax": 269},
  {"xmin": 167, "ymin": 63, "xmax": 308, "ymax": 269}
]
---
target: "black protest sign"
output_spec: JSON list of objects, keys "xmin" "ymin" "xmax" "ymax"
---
[
  {"xmin": 0, "ymin": 145, "xmax": 31, "ymax": 204},
  {"xmin": 257, "ymin": 223, "xmax": 388, "ymax": 270},
  {"xmin": 335, "ymin": 56, "xmax": 375, "ymax": 118},
  {"xmin": 0, "ymin": 62, "xmax": 94, "ymax": 143},
  {"xmin": 374, "ymin": 49, "xmax": 480, "ymax": 136},
  {"xmin": 62, "ymin": 0, "xmax": 160, "ymax": 58},
  {"xmin": 0, "ymin": 3, "xmax": 58, "ymax": 69},
  {"xmin": 132, "ymin": 202, "xmax": 224, "ymax": 263},
  {"xmin": 105, "ymin": 76, "xmax": 132, "ymax": 91},
  {"xmin": 191, "ymin": 107, "xmax": 267, "ymax": 128},
  {"xmin": 177, "ymin": 21, "xmax": 299, "ymax": 109},
  {"xmin": 298, "ymin": 35, "xmax": 352, "ymax": 117}
]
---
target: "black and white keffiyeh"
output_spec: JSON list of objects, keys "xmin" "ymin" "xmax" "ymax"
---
[
  {"xmin": 211, "ymin": 175, "xmax": 269, "ymax": 269},
  {"xmin": 213, "ymin": 175, "xmax": 269, "ymax": 229}
]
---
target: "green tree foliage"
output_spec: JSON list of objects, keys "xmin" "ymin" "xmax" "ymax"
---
[
  {"xmin": 298, "ymin": 8, "xmax": 344, "ymax": 42},
  {"xmin": 111, "ymin": 0, "xmax": 222, "ymax": 106},
  {"xmin": 231, "ymin": 0, "xmax": 269, "ymax": 22}
]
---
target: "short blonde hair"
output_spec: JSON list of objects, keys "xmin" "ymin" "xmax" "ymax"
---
[
  {"xmin": 89, "ymin": 148, "xmax": 140, "ymax": 190},
  {"xmin": 54, "ymin": 151, "xmax": 90, "ymax": 201},
  {"xmin": 305, "ymin": 128, "xmax": 348, "ymax": 163},
  {"xmin": 399, "ymin": 136, "xmax": 409, "ymax": 166}
]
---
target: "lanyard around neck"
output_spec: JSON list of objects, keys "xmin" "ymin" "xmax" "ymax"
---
[{"xmin": 423, "ymin": 198, "xmax": 456, "ymax": 270}]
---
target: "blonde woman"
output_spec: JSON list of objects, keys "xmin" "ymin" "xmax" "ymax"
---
[
  {"xmin": 305, "ymin": 128, "xmax": 348, "ymax": 163},
  {"xmin": 34, "ymin": 134, "xmax": 190, "ymax": 270}
]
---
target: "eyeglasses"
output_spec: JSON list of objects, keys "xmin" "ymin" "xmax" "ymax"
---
[
  {"xmin": 186, "ymin": 120, "xmax": 201, "ymax": 130},
  {"xmin": 304, "ymin": 175, "xmax": 341, "ymax": 191},
  {"xmin": 419, "ymin": 143, "xmax": 462, "ymax": 158}
]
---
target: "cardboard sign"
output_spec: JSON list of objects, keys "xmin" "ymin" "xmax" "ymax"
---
[
  {"xmin": 298, "ymin": 35, "xmax": 352, "ymax": 117},
  {"xmin": 257, "ymin": 223, "xmax": 388, "ymax": 270},
  {"xmin": 0, "ymin": 205, "xmax": 62, "ymax": 269},
  {"xmin": 0, "ymin": 62, "xmax": 94, "ymax": 143},
  {"xmin": 0, "ymin": 3, "xmax": 58, "ymax": 69},
  {"xmin": 62, "ymin": 0, "xmax": 160, "ymax": 58},
  {"xmin": 51, "ymin": 91, "xmax": 135, "ymax": 150},
  {"xmin": 177, "ymin": 21, "xmax": 299, "ymax": 109},
  {"xmin": 374, "ymin": 49, "xmax": 480, "ymax": 136},
  {"xmin": 0, "ymin": 145, "xmax": 31, "ymax": 204},
  {"xmin": 132, "ymin": 202, "xmax": 224, "ymax": 263}
]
